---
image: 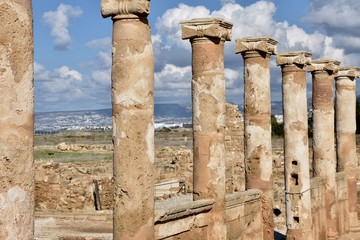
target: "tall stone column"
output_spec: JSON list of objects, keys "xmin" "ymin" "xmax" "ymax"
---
[
  {"xmin": 277, "ymin": 52, "xmax": 313, "ymax": 239},
  {"xmin": 235, "ymin": 37, "xmax": 278, "ymax": 239},
  {"xmin": 0, "ymin": 1, "xmax": 34, "ymax": 240},
  {"xmin": 181, "ymin": 18, "xmax": 232, "ymax": 240},
  {"xmin": 101, "ymin": 1, "xmax": 155, "ymax": 239},
  {"xmin": 308, "ymin": 59, "xmax": 340, "ymax": 239},
  {"xmin": 335, "ymin": 67, "xmax": 360, "ymax": 232}
]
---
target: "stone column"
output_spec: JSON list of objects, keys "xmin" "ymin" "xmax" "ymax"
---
[
  {"xmin": 181, "ymin": 18, "xmax": 232, "ymax": 240},
  {"xmin": 277, "ymin": 52, "xmax": 313, "ymax": 239},
  {"xmin": 235, "ymin": 37, "xmax": 278, "ymax": 239},
  {"xmin": 0, "ymin": 1, "xmax": 34, "ymax": 240},
  {"xmin": 308, "ymin": 59, "xmax": 340, "ymax": 239},
  {"xmin": 101, "ymin": 1, "xmax": 155, "ymax": 239},
  {"xmin": 335, "ymin": 67, "xmax": 360, "ymax": 232}
]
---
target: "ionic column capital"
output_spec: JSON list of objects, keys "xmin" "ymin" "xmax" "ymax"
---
[
  {"xmin": 181, "ymin": 18, "xmax": 233, "ymax": 41},
  {"xmin": 276, "ymin": 51, "xmax": 312, "ymax": 68},
  {"xmin": 308, "ymin": 59, "xmax": 340, "ymax": 74},
  {"xmin": 235, "ymin": 36, "xmax": 278, "ymax": 55},
  {"xmin": 101, "ymin": 0, "xmax": 150, "ymax": 19},
  {"xmin": 335, "ymin": 67, "xmax": 360, "ymax": 80}
]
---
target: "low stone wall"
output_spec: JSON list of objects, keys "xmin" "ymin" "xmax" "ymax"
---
[
  {"xmin": 154, "ymin": 189, "xmax": 262, "ymax": 239},
  {"xmin": 35, "ymin": 146, "xmax": 192, "ymax": 212},
  {"xmin": 225, "ymin": 103, "xmax": 245, "ymax": 193},
  {"xmin": 336, "ymin": 172, "xmax": 350, "ymax": 235},
  {"xmin": 35, "ymin": 160, "xmax": 113, "ymax": 211},
  {"xmin": 310, "ymin": 177, "xmax": 327, "ymax": 239},
  {"xmin": 225, "ymin": 190, "xmax": 263, "ymax": 240}
]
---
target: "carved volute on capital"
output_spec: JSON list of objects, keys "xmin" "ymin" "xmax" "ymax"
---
[
  {"xmin": 276, "ymin": 51, "xmax": 312, "ymax": 68},
  {"xmin": 235, "ymin": 37, "xmax": 278, "ymax": 55},
  {"xmin": 101, "ymin": 0, "xmax": 150, "ymax": 18},
  {"xmin": 335, "ymin": 67, "xmax": 360, "ymax": 80},
  {"xmin": 181, "ymin": 18, "xmax": 233, "ymax": 41},
  {"xmin": 308, "ymin": 59, "xmax": 340, "ymax": 74}
]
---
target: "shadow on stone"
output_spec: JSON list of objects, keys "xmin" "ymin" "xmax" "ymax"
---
[{"xmin": 274, "ymin": 230, "xmax": 286, "ymax": 240}]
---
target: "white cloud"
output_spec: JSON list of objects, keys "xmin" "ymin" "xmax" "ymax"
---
[
  {"xmin": 85, "ymin": 37, "xmax": 112, "ymax": 49},
  {"xmin": 55, "ymin": 66, "xmax": 82, "ymax": 81},
  {"xmin": 221, "ymin": 0, "xmax": 235, "ymax": 6},
  {"xmin": 152, "ymin": 1, "xmax": 360, "ymax": 105},
  {"xmin": 43, "ymin": 4, "xmax": 82, "ymax": 50},
  {"xmin": 155, "ymin": 64, "xmax": 192, "ymax": 101},
  {"xmin": 306, "ymin": 0, "xmax": 360, "ymax": 33}
]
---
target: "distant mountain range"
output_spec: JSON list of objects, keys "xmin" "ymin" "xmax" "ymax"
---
[{"xmin": 35, "ymin": 102, "xmax": 284, "ymax": 133}]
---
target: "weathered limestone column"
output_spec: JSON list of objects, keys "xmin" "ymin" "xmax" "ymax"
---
[
  {"xmin": 0, "ymin": 1, "xmax": 34, "ymax": 239},
  {"xmin": 308, "ymin": 59, "xmax": 340, "ymax": 239},
  {"xmin": 277, "ymin": 52, "xmax": 313, "ymax": 239},
  {"xmin": 101, "ymin": 1, "xmax": 155, "ymax": 239},
  {"xmin": 235, "ymin": 37, "xmax": 278, "ymax": 238},
  {"xmin": 335, "ymin": 67, "xmax": 360, "ymax": 232},
  {"xmin": 181, "ymin": 18, "xmax": 232, "ymax": 240}
]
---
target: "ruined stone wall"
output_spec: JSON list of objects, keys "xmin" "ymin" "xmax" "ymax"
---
[
  {"xmin": 225, "ymin": 103, "xmax": 245, "ymax": 193},
  {"xmin": 336, "ymin": 172, "xmax": 350, "ymax": 235},
  {"xmin": 154, "ymin": 190, "xmax": 262, "ymax": 240},
  {"xmin": 35, "ymin": 146, "xmax": 192, "ymax": 211},
  {"xmin": 35, "ymin": 160, "xmax": 113, "ymax": 211},
  {"xmin": 310, "ymin": 177, "xmax": 327, "ymax": 239},
  {"xmin": 155, "ymin": 146, "xmax": 193, "ymax": 193}
]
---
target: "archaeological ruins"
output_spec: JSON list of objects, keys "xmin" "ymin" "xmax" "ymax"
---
[{"xmin": 1, "ymin": 0, "xmax": 360, "ymax": 239}]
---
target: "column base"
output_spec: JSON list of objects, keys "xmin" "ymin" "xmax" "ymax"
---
[
  {"xmin": 350, "ymin": 225, "xmax": 360, "ymax": 233},
  {"xmin": 286, "ymin": 229, "xmax": 313, "ymax": 240}
]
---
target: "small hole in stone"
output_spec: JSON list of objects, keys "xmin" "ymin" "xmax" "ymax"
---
[
  {"xmin": 291, "ymin": 173, "xmax": 299, "ymax": 186},
  {"xmin": 293, "ymin": 216, "xmax": 300, "ymax": 223},
  {"xmin": 273, "ymin": 208, "xmax": 282, "ymax": 217},
  {"xmin": 292, "ymin": 160, "xmax": 298, "ymax": 165}
]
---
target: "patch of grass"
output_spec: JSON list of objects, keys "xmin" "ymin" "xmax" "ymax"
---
[
  {"xmin": 34, "ymin": 149, "xmax": 112, "ymax": 163},
  {"xmin": 35, "ymin": 131, "xmax": 112, "ymax": 146}
]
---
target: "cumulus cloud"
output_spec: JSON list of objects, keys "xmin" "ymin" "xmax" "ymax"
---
[
  {"xmin": 154, "ymin": 64, "xmax": 192, "ymax": 102},
  {"xmin": 305, "ymin": 0, "xmax": 360, "ymax": 55},
  {"xmin": 85, "ymin": 37, "xmax": 112, "ymax": 49},
  {"xmin": 43, "ymin": 4, "xmax": 82, "ymax": 50},
  {"xmin": 221, "ymin": 0, "xmax": 235, "ymax": 5},
  {"xmin": 90, "ymin": 51, "xmax": 112, "ymax": 87},
  {"xmin": 152, "ymin": 1, "xmax": 360, "ymax": 105}
]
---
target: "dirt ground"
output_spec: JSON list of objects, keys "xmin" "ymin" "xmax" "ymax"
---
[{"xmin": 33, "ymin": 131, "xmax": 360, "ymax": 239}]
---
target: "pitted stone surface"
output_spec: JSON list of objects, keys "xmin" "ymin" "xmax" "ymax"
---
[
  {"xmin": 278, "ymin": 51, "xmax": 313, "ymax": 239},
  {"xmin": 310, "ymin": 58, "xmax": 340, "ymax": 239},
  {"xmin": 183, "ymin": 17, "xmax": 233, "ymax": 240},
  {"xmin": 236, "ymin": 36, "xmax": 277, "ymax": 239},
  {"xmin": 101, "ymin": 0, "xmax": 150, "ymax": 18},
  {"xmin": 335, "ymin": 66, "xmax": 360, "ymax": 232},
  {"xmin": 181, "ymin": 18, "xmax": 233, "ymax": 41},
  {"xmin": 235, "ymin": 36, "xmax": 277, "ymax": 55},
  {"xmin": 0, "ymin": 1, "xmax": 34, "ymax": 239}
]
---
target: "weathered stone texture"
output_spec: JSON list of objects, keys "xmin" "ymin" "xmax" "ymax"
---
[
  {"xmin": 235, "ymin": 36, "xmax": 277, "ymax": 239},
  {"xmin": 225, "ymin": 103, "xmax": 245, "ymax": 193},
  {"xmin": 310, "ymin": 177, "xmax": 327, "ymax": 240},
  {"xmin": 335, "ymin": 67, "xmax": 360, "ymax": 232},
  {"xmin": 309, "ymin": 59, "xmax": 340, "ymax": 239},
  {"xmin": 182, "ymin": 17, "xmax": 233, "ymax": 240},
  {"xmin": 104, "ymin": 2, "xmax": 155, "ymax": 237},
  {"xmin": 0, "ymin": 1, "xmax": 34, "ymax": 239},
  {"xmin": 277, "ymin": 51, "xmax": 313, "ymax": 239}
]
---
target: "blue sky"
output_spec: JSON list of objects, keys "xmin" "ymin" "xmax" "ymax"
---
[{"xmin": 33, "ymin": 0, "xmax": 360, "ymax": 112}]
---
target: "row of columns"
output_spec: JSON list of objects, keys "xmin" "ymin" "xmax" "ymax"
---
[{"xmin": 1, "ymin": 0, "xmax": 359, "ymax": 238}]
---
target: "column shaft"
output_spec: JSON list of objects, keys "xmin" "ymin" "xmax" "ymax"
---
[
  {"xmin": 182, "ymin": 18, "xmax": 232, "ymax": 240},
  {"xmin": 335, "ymin": 67, "xmax": 360, "ymax": 232},
  {"xmin": 277, "ymin": 52, "xmax": 313, "ymax": 239},
  {"xmin": 310, "ymin": 59, "xmax": 340, "ymax": 239},
  {"xmin": 111, "ymin": 16, "xmax": 155, "ymax": 239},
  {"xmin": 236, "ymin": 37, "xmax": 277, "ymax": 239},
  {"xmin": 0, "ymin": 1, "xmax": 34, "ymax": 239}
]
